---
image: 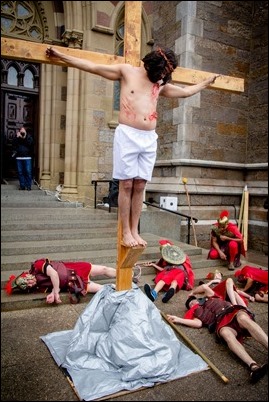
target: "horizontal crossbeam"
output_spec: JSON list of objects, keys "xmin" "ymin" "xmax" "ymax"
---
[{"xmin": 1, "ymin": 37, "xmax": 244, "ymax": 92}]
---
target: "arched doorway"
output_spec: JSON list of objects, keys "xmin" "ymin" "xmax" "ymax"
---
[{"xmin": 1, "ymin": 59, "xmax": 40, "ymax": 182}]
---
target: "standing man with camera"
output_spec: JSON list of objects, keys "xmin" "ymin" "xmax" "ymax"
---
[{"xmin": 12, "ymin": 126, "xmax": 34, "ymax": 191}]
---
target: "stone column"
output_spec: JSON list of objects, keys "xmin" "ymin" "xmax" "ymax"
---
[
  {"xmin": 39, "ymin": 63, "xmax": 53, "ymax": 187},
  {"xmin": 60, "ymin": 29, "xmax": 84, "ymax": 199}
]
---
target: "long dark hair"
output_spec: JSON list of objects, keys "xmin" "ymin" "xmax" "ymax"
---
[{"xmin": 142, "ymin": 47, "xmax": 178, "ymax": 85}]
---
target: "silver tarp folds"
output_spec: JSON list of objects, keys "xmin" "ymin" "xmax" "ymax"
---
[{"xmin": 41, "ymin": 285, "xmax": 208, "ymax": 401}]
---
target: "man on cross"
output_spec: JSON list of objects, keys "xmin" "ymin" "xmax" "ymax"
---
[{"xmin": 46, "ymin": 46, "xmax": 219, "ymax": 248}]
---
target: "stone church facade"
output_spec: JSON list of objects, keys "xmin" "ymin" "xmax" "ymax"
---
[{"xmin": 1, "ymin": 1, "xmax": 268, "ymax": 252}]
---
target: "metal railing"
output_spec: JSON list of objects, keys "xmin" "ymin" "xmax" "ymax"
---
[
  {"xmin": 143, "ymin": 201, "xmax": 198, "ymax": 245},
  {"xmin": 91, "ymin": 180, "xmax": 115, "ymax": 212},
  {"xmin": 91, "ymin": 180, "xmax": 198, "ymax": 244}
]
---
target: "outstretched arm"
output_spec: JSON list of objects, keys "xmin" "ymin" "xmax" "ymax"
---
[
  {"xmin": 167, "ymin": 315, "xmax": 202, "ymax": 328},
  {"xmin": 225, "ymin": 277, "xmax": 248, "ymax": 306},
  {"xmin": 46, "ymin": 47, "xmax": 124, "ymax": 80},
  {"xmin": 240, "ymin": 277, "xmax": 254, "ymax": 292},
  {"xmin": 160, "ymin": 74, "xmax": 220, "ymax": 98},
  {"xmin": 189, "ymin": 283, "xmax": 215, "ymax": 298},
  {"xmin": 236, "ymin": 288, "xmax": 255, "ymax": 303},
  {"xmin": 45, "ymin": 265, "xmax": 62, "ymax": 304},
  {"xmin": 141, "ymin": 261, "xmax": 164, "ymax": 272}
]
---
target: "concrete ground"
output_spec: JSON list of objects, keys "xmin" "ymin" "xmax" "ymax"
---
[{"xmin": 1, "ymin": 250, "xmax": 268, "ymax": 402}]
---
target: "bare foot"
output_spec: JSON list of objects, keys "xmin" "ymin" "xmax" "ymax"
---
[
  {"xmin": 132, "ymin": 233, "xmax": 147, "ymax": 247},
  {"xmin": 121, "ymin": 232, "xmax": 138, "ymax": 247}
]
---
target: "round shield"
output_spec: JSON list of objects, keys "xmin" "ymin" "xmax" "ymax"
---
[{"xmin": 161, "ymin": 245, "xmax": 186, "ymax": 265}]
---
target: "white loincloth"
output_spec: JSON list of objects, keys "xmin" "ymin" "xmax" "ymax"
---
[{"xmin": 113, "ymin": 124, "xmax": 158, "ymax": 181}]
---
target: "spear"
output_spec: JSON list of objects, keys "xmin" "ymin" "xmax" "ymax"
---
[{"xmin": 182, "ymin": 178, "xmax": 198, "ymax": 246}]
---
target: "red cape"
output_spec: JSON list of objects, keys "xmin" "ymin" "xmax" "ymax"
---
[{"xmin": 235, "ymin": 266, "xmax": 268, "ymax": 285}]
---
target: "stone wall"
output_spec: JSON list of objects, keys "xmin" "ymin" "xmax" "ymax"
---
[{"xmin": 147, "ymin": 1, "xmax": 268, "ymax": 252}]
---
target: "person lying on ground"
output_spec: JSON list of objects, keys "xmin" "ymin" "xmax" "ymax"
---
[
  {"xmin": 5, "ymin": 258, "xmax": 116, "ymax": 304},
  {"xmin": 199, "ymin": 273, "xmax": 255, "ymax": 305},
  {"xmin": 167, "ymin": 282, "xmax": 268, "ymax": 383},
  {"xmin": 190, "ymin": 277, "xmax": 256, "ymax": 307},
  {"xmin": 143, "ymin": 239, "xmax": 195, "ymax": 303},
  {"xmin": 235, "ymin": 265, "xmax": 268, "ymax": 303}
]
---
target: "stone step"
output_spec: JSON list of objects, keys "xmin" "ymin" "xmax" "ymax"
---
[
  {"xmin": 0, "ymin": 233, "xmax": 205, "ymax": 256},
  {"xmin": 1, "ymin": 207, "xmax": 117, "ymax": 220},
  {"xmin": 0, "ymin": 219, "xmax": 118, "ymax": 231},
  {"xmin": 1, "ymin": 201, "xmax": 85, "ymax": 208},
  {"xmin": 1, "ymin": 184, "xmax": 84, "ymax": 207},
  {"xmin": 1, "ymin": 227, "xmax": 118, "ymax": 242},
  {"xmin": 2, "ymin": 183, "xmax": 267, "ymax": 313},
  {"xmin": 1, "ymin": 238, "xmax": 119, "ymax": 256},
  {"xmin": 0, "ymin": 239, "xmax": 203, "ymax": 270}
]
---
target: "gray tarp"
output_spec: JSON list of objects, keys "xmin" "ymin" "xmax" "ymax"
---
[{"xmin": 41, "ymin": 285, "xmax": 208, "ymax": 401}]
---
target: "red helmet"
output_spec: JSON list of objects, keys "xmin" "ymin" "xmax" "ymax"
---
[
  {"xmin": 5, "ymin": 272, "xmax": 37, "ymax": 294},
  {"xmin": 158, "ymin": 239, "xmax": 174, "ymax": 246}
]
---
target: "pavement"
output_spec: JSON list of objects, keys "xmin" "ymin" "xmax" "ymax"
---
[{"xmin": 1, "ymin": 251, "xmax": 268, "ymax": 401}]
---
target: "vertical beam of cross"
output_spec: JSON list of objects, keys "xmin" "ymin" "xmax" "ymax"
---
[{"xmin": 116, "ymin": 1, "xmax": 145, "ymax": 292}]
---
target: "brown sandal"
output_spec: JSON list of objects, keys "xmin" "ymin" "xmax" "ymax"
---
[{"xmin": 249, "ymin": 362, "xmax": 268, "ymax": 383}]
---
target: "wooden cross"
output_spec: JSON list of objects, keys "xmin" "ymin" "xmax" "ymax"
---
[
  {"xmin": 1, "ymin": 1, "xmax": 244, "ymax": 92},
  {"xmin": 1, "ymin": 1, "xmax": 244, "ymax": 291}
]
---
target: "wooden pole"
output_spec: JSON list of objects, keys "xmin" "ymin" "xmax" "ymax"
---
[
  {"xmin": 182, "ymin": 179, "xmax": 198, "ymax": 247},
  {"xmin": 115, "ymin": 1, "xmax": 145, "ymax": 291},
  {"xmin": 238, "ymin": 189, "xmax": 245, "ymax": 232},
  {"xmin": 243, "ymin": 188, "xmax": 249, "ymax": 251},
  {"xmin": 161, "ymin": 312, "xmax": 229, "ymax": 383}
]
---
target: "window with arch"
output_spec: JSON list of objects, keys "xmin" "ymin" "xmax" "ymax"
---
[
  {"xmin": 7, "ymin": 66, "xmax": 18, "ymax": 86},
  {"xmin": 24, "ymin": 68, "xmax": 34, "ymax": 88},
  {"xmin": 1, "ymin": 0, "xmax": 43, "ymax": 41},
  {"xmin": 2, "ymin": 60, "xmax": 39, "ymax": 92},
  {"xmin": 113, "ymin": 22, "xmax": 124, "ymax": 111}
]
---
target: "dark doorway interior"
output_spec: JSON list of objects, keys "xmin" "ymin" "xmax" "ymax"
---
[
  {"xmin": 2, "ymin": 93, "xmax": 38, "ymax": 180},
  {"xmin": 1, "ymin": 59, "xmax": 40, "ymax": 183}
]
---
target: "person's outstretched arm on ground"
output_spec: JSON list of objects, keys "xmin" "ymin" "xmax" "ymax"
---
[
  {"xmin": 167, "ymin": 314, "xmax": 202, "ymax": 328},
  {"xmin": 45, "ymin": 265, "xmax": 62, "ymax": 304}
]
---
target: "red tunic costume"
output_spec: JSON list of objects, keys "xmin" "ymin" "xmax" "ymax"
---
[
  {"xmin": 207, "ymin": 221, "xmax": 245, "ymax": 267},
  {"xmin": 32, "ymin": 259, "xmax": 92, "ymax": 291},
  {"xmin": 154, "ymin": 255, "xmax": 195, "ymax": 292},
  {"xmin": 184, "ymin": 297, "xmax": 253, "ymax": 343},
  {"xmin": 211, "ymin": 279, "xmax": 248, "ymax": 306},
  {"xmin": 234, "ymin": 266, "xmax": 268, "ymax": 295}
]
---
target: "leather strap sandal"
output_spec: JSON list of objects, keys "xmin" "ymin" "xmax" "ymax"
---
[{"xmin": 249, "ymin": 362, "xmax": 268, "ymax": 383}]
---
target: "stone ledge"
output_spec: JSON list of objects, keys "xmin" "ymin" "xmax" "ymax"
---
[
  {"xmin": 146, "ymin": 178, "xmax": 268, "ymax": 196},
  {"xmin": 154, "ymin": 158, "xmax": 268, "ymax": 170}
]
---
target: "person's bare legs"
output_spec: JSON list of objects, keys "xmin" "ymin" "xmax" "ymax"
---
[
  {"xmin": 90, "ymin": 264, "xmax": 116, "ymax": 278},
  {"xmin": 118, "ymin": 178, "xmax": 147, "ymax": 247},
  {"xmin": 86, "ymin": 264, "xmax": 116, "ymax": 293},
  {"xmin": 237, "ymin": 311, "xmax": 268, "ymax": 349},
  {"xmin": 154, "ymin": 279, "xmax": 166, "ymax": 293},
  {"xmin": 118, "ymin": 179, "xmax": 138, "ymax": 247},
  {"xmin": 130, "ymin": 179, "xmax": 147, "ymax": 246},
  {"xmin": 219, "ymin": 326, "xmax": 263, "ymax": 367}
]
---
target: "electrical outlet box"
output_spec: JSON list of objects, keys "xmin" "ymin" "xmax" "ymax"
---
[{"xmin": 160, "ymin": 196, "xmax": 178, "ymax": 211}]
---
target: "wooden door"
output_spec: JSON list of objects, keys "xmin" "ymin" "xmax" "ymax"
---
[{"xmin": 2, "ymin": 92, "xmax": 38, "ymax": 180}]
